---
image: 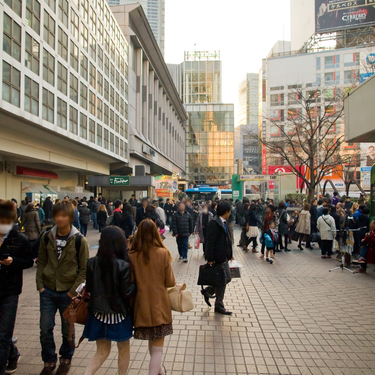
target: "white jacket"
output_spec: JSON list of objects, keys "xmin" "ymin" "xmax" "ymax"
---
[
  {"xmin": 155, "ymin": 206, "xmax": 166, "ymax": 224},
  {"xmin": 317, "ymin": 214, "xmax": 336, "ymax": 240}
]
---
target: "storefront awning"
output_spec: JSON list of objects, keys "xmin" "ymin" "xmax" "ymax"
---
[{"xmin": 16, "ymin": 166, "xmax": 58, "ymax": 179}]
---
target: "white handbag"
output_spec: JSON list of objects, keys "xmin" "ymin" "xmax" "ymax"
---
[{"xmin": 167, "ymin": 283, "xmax": 194, "ymax": 313}]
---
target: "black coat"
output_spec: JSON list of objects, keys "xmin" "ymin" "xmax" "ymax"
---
[
  {"xmin": 119, "ymin": 213, "xmax": 134, "ymax": 238},
  {"xmin": 310, "ymin": 205, "xmax": 318, "ymax": 232},
  {"xmin": 205, "ymin": 216, "xmax": 233, "ymax": 264},
  {"xmin": 247, "ymin": 209, "xmax": 261, "ymax": 227},
  {"xmin": 97, "ymin": 211, "xmax": 107, "ymax": 226},
  {"xmin": 164, "ymin": 203, "xmax": 173, "ymax": 217},
  {"xmin": 276, "ymin": 209, "xmax": 288, "ymax": 235},
  {"xmin": 79, "ymin": 207, "xmax": 91, "ymax": 225},
  {"xmin": 171, "ymin": 211, "xmax": 193, "ymax": 237},
  {"xmin": 135, "ymin": 207, "xmax": 146, "ymax": 226},
  {"xmin": 0, "ymin": 230, "xmax": 34, "ymax": 297},
  {"xmin": 113, "ymin": 210, "xmax": 122, "ymax": 227},
  {"xmin": 43, "ymin": 199, "xmax": 53, "ymax": 220},
  {"xmin": 86, "ymin": 257, "xmax": 135, "ymax": 314}
]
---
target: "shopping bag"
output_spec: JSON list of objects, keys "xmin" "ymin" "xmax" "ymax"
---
[
  {"xmin": 194, "ymin": 235, "xmax": 200, "ymax": 249},
  {"xmin": 229, "ymin": 260, "xmax": 242, "ymax": 279}
]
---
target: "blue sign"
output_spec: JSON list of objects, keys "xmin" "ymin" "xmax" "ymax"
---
[
  {"xmin": 361, "ymin": 167, "xmax": 372, "ymax": 172},
  {"xmin": 366, "ymin": 54, "xmax": 375, "ymax": 65},
  {"xmin": 360, "ymin": 72, "xmax": 375, "ymax": 83}
]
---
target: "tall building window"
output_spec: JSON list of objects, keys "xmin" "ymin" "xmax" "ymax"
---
[
  {"xmin": 97, "ymin": 46, "xmax": 103, "ymax": 70},
  {"xmin": 43, "ymin": 10, "xmax": 55, "ymax": 48},
  {"xmin": 70, "ymin": 41, "xmax": 79, "ymax": 72},
  {"xmin": 81, "ymin": 23, "xmax": 88, "ymax": 51},
  {"xmin": 45, "ymin": 0, "xmax": 56, "ymax": 13},
  {"xmin": 43, "ymin": 48, "xmax": 55, "ymax": 86},
  {"xmin": 110, "ymin": 62, "xmax": 115, "ymax": 82},
  {"xmin": 104, "ymin": 29, "xmax": 109, "ymax": 53},
  {"xmin": 24, "ymin": 76, "xmax": 39, "ymax": 115},
  {"xmin": 80, "ymin": 82, "xmax": 87, "ymax": 109},
  {"xmin": 110, "ymin": 133, "xmax": 114, "ymax": 152},
  {"xmin": 70, "ymin": 73, "xmax": 78, "ymax": 103},
  {"xmin": 97, "ymin": 71, "xmax": 103, "ymax": 96},
  {"xmin": 57, "ymin": 62, "xmax": 67, "ymax": 95},
  {"xmin": 25, "ymin": 33, "xmax": 40, "ymax": 75},
  {"xmin": 26, "ymin": 0, "xmax": 40, "ymax": 34},
  {"xmin": 103, "ymin": 128, "xmax": 108, "ymax": 149},
  {"xmin": 81, "ymin": 0, "xmax": 88, "ymax": 22},
  {"xmin": 97, "ymin": 97, "xmax": 102, "ymax": 121},
  {"xmin": 104, "ymin": 54, "xmax": 109, "ymax": 77},
  {"xmin": 57, "ymin": 27, "xmax": 68, "ymax": 61},
  {"xmin": 115, "ymin": 137, "xmax": 119, "ymax": 155},
  {"xmin": 110, "ymin": 86, "xmax": 114, "ymax": 106},
  {"xmin": 97, "ymin": 124, "xmax": 102, "ymax": 146},
  {"xmin": 5, "ymin": 0, "xmax": 22, "ymax": 17},
  {"xmin": 103, "ymin": 103, "xmax": 108, "ymax": 125},
  {"xmin": 115, "ymin": 114, "xmax": 119, "ymax": 133},
  {"xmin": 89, "ymin": 63, "xmax": 96, "ymax": 89},
  {"xmin": 80, "ymin": 113, "xmax": 87, "ymax": 139},
  {"xmin": 69, "ymin": 106, "xmax": 78, "ymax": 134},
  {"xmin": 104, "ymin": 79, "xmax": 109, "ymax": 101},
  {"xmin": 56, "ymin": 97, "xmax": 67, "ymax": 129},
  {"xmin": 89, "ymin": 34, "xmax": 96, "ymax": 61},
  {"xmin": 115, "ymin": 92, "xmax": 119, "ymax": 111},
  {"xmin": 58, "ymin": 0, "xmax": 68, "ymax": 28},
  {"xmin": 89, "ymin": 119, "xmax": 95, "ymax": 143},
  {"xmin": 90, "ymin": 6, "xmax": 96, "ymax": 34},
  {"xmin": 70, "ymin": 9, "xmax": 78, "ymax": 39},
  {"xmin": 80, "ymin": 53, "xmax": 88, "ymax": 80},
  {"xmin": 2, "ymin": 61, "xmax": 20, "ymax": 107},
  {"xmin": 98, "ymin": 19, "xmax": 103, "ymax": 45},
  {"xmin": 42, "ymin": 88, "xmax": 54, "ymax": 123},
  {"xmin": 3, "ymin": 14, "xmax": 21, "ymax": 62},
  {"xmin": 110, "ymin": 109, "xmax": 114, "ymax": 129},
  {"xmin": 89, "ymin": 90, "xmax": 95, "ymax": 116}
]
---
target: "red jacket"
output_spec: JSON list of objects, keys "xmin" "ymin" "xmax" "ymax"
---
[{"xmin": 363, "ymin": 230, "xmax": 375, "ymax": 248}]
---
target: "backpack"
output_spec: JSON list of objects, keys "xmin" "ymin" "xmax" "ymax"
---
[
  {"xmin": 106, "ymin": 215, "xmax": 113, "ymax": 226},
  {"xmin": 38, "ymin": 230, "xmax": 83, "ymax": 258}
]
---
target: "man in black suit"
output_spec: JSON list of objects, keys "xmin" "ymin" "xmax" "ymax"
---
[
  {"xmin": 202, "ymin": 201, "xmax": 233, "ymax": 315},
  {"xmin": 135, "ymin": 198, "xmax": 148, "ymax": 226}
]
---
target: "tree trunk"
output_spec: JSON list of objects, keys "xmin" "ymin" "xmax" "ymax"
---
[{"xmin": 308, "ymin": 187, "xmax": 315, "ymax": 202}]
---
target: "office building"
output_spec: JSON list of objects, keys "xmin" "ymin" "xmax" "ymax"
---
[
  {"xmin": 235, "ymin": 73, "xmax": 260, "ymax": 173},
  {"xmin": 107, "ymin": 0, "xmax": 165, "ymax": 56},
  {"xmin": 0, "ymin": 0, "xmax": 185, "ymax": 202},
  {"xmin": 186, "ymin": 104, "xmax": 234, "ymax": 185}
]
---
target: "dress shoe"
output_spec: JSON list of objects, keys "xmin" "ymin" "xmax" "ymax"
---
[
  {"xmin": 201, "ymin": 290, "xmax": 211, "ymax": 307},
  {"xmin": 215, "ymin": 307, "xmax": 232, "ymax": 315}
]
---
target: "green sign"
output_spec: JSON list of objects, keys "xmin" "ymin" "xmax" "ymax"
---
[{"xmin": 109, "ymin": 176, "xmax": 130, "ymax": 186}]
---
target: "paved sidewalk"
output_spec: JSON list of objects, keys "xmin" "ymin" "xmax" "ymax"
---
[{"xmin": 13, "ymin": 226, "xmax": 375, "ymax": 375}]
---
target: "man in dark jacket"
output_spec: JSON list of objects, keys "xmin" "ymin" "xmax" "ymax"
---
[
  {"xmin": 129, "ymin": 194, "xmax": 137, "ymax": 208},
  {"xmin": 78, "ymin": 202, "xmax": 90, "ymax": 236},
  {"xmin": 43, "ymin": 197, "xmax": 53, "ymax": 221},
  {"xmin": 164, "ymin": 198, "xmax": 173, "ymax": 227},
  {"xmin": 171, "ymin": 202, "xmax": 193, "ymax": 263},
  {"xmin": 202, "ymin": 201, "xmax": 233, "ymax": 315},
  {"xmin": 135, "ymin": 198, "xmax": 148, "ymax": 226},
  {"xmin": 90, "ymin": 197, "xmax": 100, "ymax": 230},
  {"xmin": 0, "ymin": 200, "xmax": 34, "ymax": 374}
]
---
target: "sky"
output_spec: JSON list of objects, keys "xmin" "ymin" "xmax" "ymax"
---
[{"xmin": 164, "ymin": 0, "xmax": 291, "ymax": 123}]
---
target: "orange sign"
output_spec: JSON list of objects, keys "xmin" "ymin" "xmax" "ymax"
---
[{"xmin": 155, "ymin": 189, "xmax": 170, "ymax": 197}]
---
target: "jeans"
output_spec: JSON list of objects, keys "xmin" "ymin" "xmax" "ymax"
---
[
  {"xmin": 40, "ymin": 288, "xmax": 74, "ymax": 364},
  {"xmin": 92, "ymin": 212, "xmax": 98, "ymax": 229},
  {"xmin": 359, "ymin": 245, "xmax": 368, "ymax": 260},
  {"xmin": 80, "ymin": 223, "xmax": 88, "ymax": 236},
  {"xmin": 0, "ymin": 294, "xmax": 19, "ymax": 375},
  {"xmin": 176, "ymin": 236, "xmax": 188, "ymax": 259},
  {"xmin": 167, "ymin": 216, "xmax": 172, "ymax": 227}
]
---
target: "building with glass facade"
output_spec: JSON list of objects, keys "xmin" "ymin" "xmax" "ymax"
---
[
  {"xmin": 186, "ymin": 104, "xmax": 234, "ymax": 185},
  {"xmin": 107, "ymin": 0, "xmax": 165, "ymax": 56}
]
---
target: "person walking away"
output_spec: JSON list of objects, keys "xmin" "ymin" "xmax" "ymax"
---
[
  {"xmin": 154, "ymin": 203, "xmax": 166, "ymax": 225},
  {"xmin": 185, "ymin": 200, "xmax": 194, "ymax": 249},
  {"xmin": 317, "ymin": 207, "xmax": 336, "ymax": 258},
  {"xmin": 97, "ymin": 205, "xmax": 108, "ymax": 233},
  {"xmin": 331, "ymin": 191, "xmax": 340, "ymax": 206},
  {"xmin": 111, "ymin": 201, "xmax": 123, "ymax": 227},
  {"xmin": 82, "ymin": 227, "xmax": 135, "ymax": 375},
  {"xmin": 135, "ymin": 198, "xmax": 148, "ymax": 226},
  {"xmin": 246, "ymin": 203, "xmax": 262, "ymax": 253},
  {"xmin": 129, "ymin": 220, "xmax": 176, "ymax": 375},
  {"xmin": 71, "ymin": 200, "xmax": 80, "ymax": 231},
  {"xmin": 264, "ymin": 221, "xmax": 276, "ymax": 264},
  {"xmin": 158, "ymin": 198, "xmax": 164, "ymax": 209},
  {"xmin": 119, "ymin": 204, "xmax": 135, "ymax": 238},
  {"xmin": 239, "ymin": 203, "xmax": 250, "ymax": 250},
  {"xmin": 43, "ymin": 197, "xmax": 53, "ymax": 223},
  {"xmin": 227, "ymin": 202, "xmax": 236, "ymax": 244},
  {"xmin": 36, "ymin": 204, "xmax": 46, "ymax": 226},
  {"xmin": 78, "ymin": 202, "xmax": 90, "ymax": 237},
  {"xmin": 171, "ymin": 202, "xmax": 193, "ymax": 263},
  {"xmin": 20, "ymin": 203, "xmax": 41, "ymax": 243},
  {"xmin": 201, "ymin": 201, "xmax": 233, "ymax": 315},
  {"xmin": 306, "ymin": 199, "xmax": 318, "ymax": 249},
  {"xmin": 275, "ymin": 201, "xmax": 290, "ymax": 252},
  {"xmin": 106, "ymin": 201, "xmax": 114, "ymax": 216},
  {"xmin": 0, "ymin": 200, "xmax": 34, "ymax": 375},
  {"xmin": 91, "ymin": 197, "xmax": 100, "ymax": 230},
  {"xmin": 36, "ymin": 201, "xmax": 89, "ymax": 375},
  {"xmin": 260, "ymin": 205, "xmax": 276, "ymax": 258},
  {"xmin": 295, "ymin": 203, "xmax": 311, "ymax": 250},
  {"xmin": 195, "ymin": 204, "xmax": 213, "ymax": 256},
  {"xmin": 164, "ymin": 199, "xmax": 173, "ymax": 228}
]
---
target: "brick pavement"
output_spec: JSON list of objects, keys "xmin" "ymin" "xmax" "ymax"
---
[{"xmin": 13, "ymin": 226, "xmax": 375, "ymax": 375}]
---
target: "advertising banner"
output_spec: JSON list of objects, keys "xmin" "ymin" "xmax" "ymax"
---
[
  {"xmin": 315, "ymin": 0, "xmax": 375, "ymax": 33},
  {"xmin": 155, "ymin": 175, "xmax": 178, "ymax": 197},
  {"xmin": 360, "ymin": 143, "xmax": 375, "ymax": 167}
]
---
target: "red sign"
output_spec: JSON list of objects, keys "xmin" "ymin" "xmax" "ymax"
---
[
  {"xmin": 155, "ymin": 189, "xmax": 170, "ymax": 197},
  {"xmin": 268, "ymin": 165, "xmax": 306, "ymax": 189},
  {"xmin": 262, "ymin": 145, "xmax": 267, "ymax": 174}
]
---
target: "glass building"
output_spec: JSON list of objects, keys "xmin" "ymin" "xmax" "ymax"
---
[{"xmin": 186, "ymin": 104, "xmax": 234, "ymax": 185}]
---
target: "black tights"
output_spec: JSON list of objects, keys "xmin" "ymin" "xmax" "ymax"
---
[{"xmin": 279, "ymin": 234, "xmax": 288, "ymax": 249}]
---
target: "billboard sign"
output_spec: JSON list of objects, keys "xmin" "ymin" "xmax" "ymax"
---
[
  {"xmin": 315, "ymin": 0, "xmax": 375, "ymax": 33},
  {"xmin": 361, "ymin": 143, "xmax": 375, "ymax": 168}
]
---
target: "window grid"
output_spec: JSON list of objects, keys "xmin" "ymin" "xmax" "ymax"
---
[
  {"xmin": 80, "ymin": 53, "xmax": 88, "ymax": 81},
  {"xmin": 25, "ymin": 33, "xmax": 40, "ymax": 75},
  {"xmin": 80, "ymin": 81, "xmax": 87, "ymax": 109},
  {"xmin": 89, "ymin": 90, "xmax": 95, "ymax": 116},
  {"xmin": 43, "ymin": 48, "xmax": 55, "ymax": 86},
  {"xmin": 5, "ymin": 0, "xmax": 22, "ymax": 17},
  {"xmin": 69, "ymin": 105, "xmax": 78, "ymax": 134},
  {"xmin": 24, "ymin": 75, "xmax": 39, "ymax": 115},
  {"xmin": 2, "ymin": 61, "xmax": 20, "ymax": 107},
  {"xmin": 57, "ymin": 61, "xmax": 67, "ymax": 95},
  {"xmin": 80, "ymin": 112, "xmax": 87, "ymax": 139},
  {"xmin": 42, "ymin": 88, "xmax": 54, "ymax": 123},
  {"xmin": 26, "ymin": 0, "xmax": 41, "ymax": 35},
  {"xmin": 89, "ymin": 118, "xmax": 95, "ymax": 143},
  {"xmin": 58, "ymin": 0, "xmax": 68, "ymax": 28},
  {"xmin": 43, "ymin": 10, "xmax": 55, "ymax": 48},
  {"xmin": 3, "ymin": 13, "xmax": 21, "ymax": 62},
  {"xmin": 70, "ymin": 40, "xmax": 79, "ymax": 72},
  {"xmin": 58, "ymin": 26, "xmax": 68, "ymax": 61},
  {"xmin": 70, "ymin": 73, "xmax": 78, "ymax": 103},
  {"xmin": 56, "ymin": 97, "xmax": 67, "ymax": 129}
]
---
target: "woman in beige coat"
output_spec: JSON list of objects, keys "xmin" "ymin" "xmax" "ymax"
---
[
  {"xmin": 129, "ymin": 219, "xmax": 175, "ymax": 375},
  {"xmin": 295, "ymin": 203, "xmax": 311, "ymax": 250}
]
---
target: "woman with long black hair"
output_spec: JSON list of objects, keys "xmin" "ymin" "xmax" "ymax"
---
[{"xmin": 83, "ymin": 226, "xmax": 135, "ymax": 375}]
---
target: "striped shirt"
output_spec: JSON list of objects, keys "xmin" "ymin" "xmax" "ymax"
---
[{"xmin": 93, "ymin": 312, "xmax": 126, "ymax": 324}]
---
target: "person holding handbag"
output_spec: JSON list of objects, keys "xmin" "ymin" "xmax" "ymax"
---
[
  {"xmin": 82, "ymin": 226, "xmax": 135, "ymax": 375},
  {"xmin": 317, "ymin": 207, "xmax": 336, "ymax": 258},
  {"xmin": 295, "ymin": 203, "xmax": 311, "ymax": 250},
  {"xmin": 129, "ymin": 220, "xmax": 175, "ymax": 375}
]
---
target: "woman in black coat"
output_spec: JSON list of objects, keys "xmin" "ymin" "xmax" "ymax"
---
[
  {"xmin": 245, "ymin": 204, "xmax": 262, "ymax": 252},
  {"xmin": 276, "ymin": 201, "xmax": 289, "ymax": 251},
  {"xmin": 119, "ymin": 204, "xmax": 135, "ymax": 238}
]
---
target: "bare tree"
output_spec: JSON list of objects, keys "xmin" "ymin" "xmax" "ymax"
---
[{"xmin": 248, "ymin": 88, "xmax": 353, "ymax": 201}]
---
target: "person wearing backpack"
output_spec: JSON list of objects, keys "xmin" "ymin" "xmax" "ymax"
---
[{"xmin": 36, "ymin": 201, "xmax": 89, "ymax": 375}]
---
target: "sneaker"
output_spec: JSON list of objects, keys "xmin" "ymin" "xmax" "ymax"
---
[
  {"xmin": 321, "ymin": 255, "xmax": 327, "ymax": 259},
  {"xmin": 56, "ymin": 359, "xmax": 71, "ymax": 375},
  {"xmin": 188, "ymin": 244, "xmax": 192, "ymax": 249},
  {"xmin": 179, "ymin": 256, "xmax": 183, "ymax": 260},
  {"xmin": 5, "ymin": 357, "xmax": 19, "ymax": 374},
  {"xmin": 39, "ymin": 364, "xmax": 56, "ymax": 375},
  {"xmin": 357, "ymin": 257, "xmax": 366, "ymax": 264},
  {"xmin": 266, "ymin": 258, "xmax": 270, "ymax": 262},
  {"xmin": 284, "ymin": 248, "xmax": 291, "ymax": 252},
  {"xmin": 269, "ymin": 258, "xmax": 274, "ymax": 264},
  {"xmin": 183, "ymin": 258, "xmax": 188, "ymax": 263},
  {"xmin": 260, "ymin": 254, "xmax": 264, "ymax": 259}
]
